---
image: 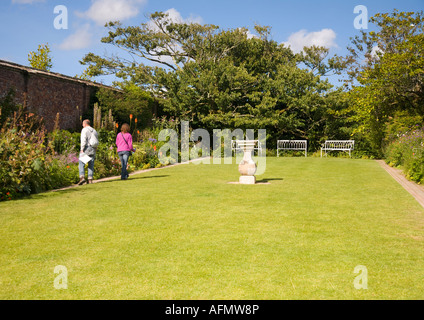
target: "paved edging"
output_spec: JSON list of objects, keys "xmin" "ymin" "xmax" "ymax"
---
[{"xmin": 376, "ymin": 160, "xmax": 424, "ymax": 209}]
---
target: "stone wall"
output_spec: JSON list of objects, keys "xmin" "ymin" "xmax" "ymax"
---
[{"xmin": 0, "ymin": 59, "xmax": 116, "ymax": 131}]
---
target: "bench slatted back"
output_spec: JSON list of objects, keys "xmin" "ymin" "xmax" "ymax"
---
[
  {"xmin": 323, "ymin": 140, "xmax": 354, "ymax": 150},
  {"xmin": 277, "ymin": 140, "xmax": 307, "ymax": 157},
  {"xmin": 321, "ymin": 140, "xmax": 355, "ymax": 157}
]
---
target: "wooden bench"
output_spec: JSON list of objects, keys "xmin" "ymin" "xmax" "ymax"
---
[
  {"xmin": 232, "ymin": 139, "xmax": 263, "ymax": 156},
  {"xmin": 277, "ymin": 140, "xmax": 307, "ymax": 157},
  {"xmin": 321, "ymin": 140, "xmax": 355, "ymax": 157}
]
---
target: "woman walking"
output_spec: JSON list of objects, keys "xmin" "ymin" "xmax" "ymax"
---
[{"xmin": 116, "ymin": 123, "xmax": 135, "ymax": 180}]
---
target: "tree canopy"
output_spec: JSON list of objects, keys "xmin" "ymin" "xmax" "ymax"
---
[
  {"xmin": 344, "ymin": 10, "xmax": 424, "ymax": 154},
  {"xmin": 81, "ymin": 11, "xmax": 347, "ymax": 148},
  {"xmin": 28, "ymin": 43, "xmax": 53, "ymax": 71}
]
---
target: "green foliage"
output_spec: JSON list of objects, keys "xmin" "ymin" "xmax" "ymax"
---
[
  {"xmin": 0, "ymin": 107, "xmax": 50, "ymax": 200},
  {"xmin": 384, "ymin": 110, "xmax": 424, "ymax": 143},
  {"xmin": 48, "ymin": 129, "xmax": 80, "ymax": 155},
  {"xmin": 0, "ymin": 102, "xmax": 169, "ymax": 201},
  {"xmin": 344, "ymin": 10, "xmax": 424, "ymax": 154},
  {"xmin": 92, "ymin": 128, "xmax": 121, "ymax": 179},
  {"xmin": 96, "ymin": 84, "xmax": 154, "ymax": 128},
  {"xmin": 0, "ymin": 89, "xmax": 20, "ymax": 126},
  {"xmin": 130, "ymin": 127, "xmax": 164, "ymax": 169},
  {"xmin": 81, "ymin": 12, "xmax": 348, "ymax": 150},
  {"xmin": 28, "ymin": 43, "xmax": 53, "ymax": 71},
  {"xmin": 385, "ymin": 127, "xmax": 424, "ymax": 183},
  {"xmin": 92, "ymin": 102, "xmax": 118, "ymax": 132}
]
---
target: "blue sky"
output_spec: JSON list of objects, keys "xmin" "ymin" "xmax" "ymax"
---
[{"xmin": 1, "ymin": 0, "xmax": 423, "ymax": 87}]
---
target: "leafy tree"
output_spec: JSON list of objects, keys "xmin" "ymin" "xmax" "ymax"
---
[
  {"xmin": 81, "ymin": 11, "xmax": 347, "ymax": 148},
  {"xmin": 96, "ymin": 83, "xmax": 155, "ymax": 128},
  {"xmin": 28, "ymin": 43, "xmax": 53, "ymax": 71},
  {"xmin": 343, "ymin": 10, "xmax": 424, "ymax": 154}
]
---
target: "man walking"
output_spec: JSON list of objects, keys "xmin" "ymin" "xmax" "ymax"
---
[{"xmin": 78, "ymin": 119, "xmax": 99, "ymax": 185}]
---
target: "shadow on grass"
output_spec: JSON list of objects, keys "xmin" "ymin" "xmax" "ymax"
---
[
  {"xmin": 6, "ymin": 175, "xmax": 170, "ymax": 203},
  {"xmin": 9, "ymin": 186, "xmax": 83, "ymax": 202},
  {"xmin": 98, "ymin": 174, "xmax": 170, "ymax": 184},
  {"xmin": 256, "ymin": 178, "xmax": 283, "ymax": 183}
]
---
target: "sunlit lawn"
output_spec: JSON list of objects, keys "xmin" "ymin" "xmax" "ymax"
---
[{"xmin": 1, "ymin": 157, "xmax": 423, "ymax": 299}]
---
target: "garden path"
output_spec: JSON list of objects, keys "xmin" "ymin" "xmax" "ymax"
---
[
  {"xmin": 50, "ymin": 158, "xmax": 207, "ymax": 193},
  {"xmin": 377, "ymin": 160, "xmax": 424, "ymax": 209}
]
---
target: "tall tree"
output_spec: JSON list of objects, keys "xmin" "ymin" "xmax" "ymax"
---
[
  {"xmin": 81, "ymin": 11, "xmax": 346, "ymax": 147},
  {"xmin": 343, "ymin": 10, "xmax": 424, "ymax": 154}
]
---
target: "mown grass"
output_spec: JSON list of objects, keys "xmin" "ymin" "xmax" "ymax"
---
[{"xmin": 1, "ymin": 157, "xmax": 423, "ymax": 299}]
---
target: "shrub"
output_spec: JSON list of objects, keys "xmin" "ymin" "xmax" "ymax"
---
[
  {"xmin": 0, "ymin": 108, "xmax": 177, "ymax": 201},
  {"xmin": 385, "ymin": 128, "xmax": 424, "ymax": 183},
  {"xmin": 48, "ymin": 129, "xmax": 79, "ymax": 155},
  {"xmin": 0, "ymin": 89, "xmax": 20, "ymax": 126},
  {"xmin": 92, "ymin": 128, "xmax": 122, "ymax": 179},
  {"xmin": 0, "ymin": 107, "xmax": 51, "ymax": 200}
]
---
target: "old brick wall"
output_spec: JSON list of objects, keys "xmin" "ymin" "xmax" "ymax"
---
[
  {"xmin": 0, "ymin": 63, "xmax": 27, "ymax": 104},
  {"xmin": 0, "ymin": 60, "xmax": 112, "ymax": 131}
]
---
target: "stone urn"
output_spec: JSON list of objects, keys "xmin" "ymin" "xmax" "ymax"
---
[{"xmin": 236, "ymin": 140, "xmax": 257, "ymax": 184}]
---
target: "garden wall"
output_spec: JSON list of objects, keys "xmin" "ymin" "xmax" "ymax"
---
[{"xmin": 0, "ymin": 59, "xmax": 117, "ymax": 131}]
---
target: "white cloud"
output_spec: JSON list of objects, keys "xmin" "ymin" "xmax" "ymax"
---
[
  {"xmin": 166, "ymin": 8, "xmax": 203, "ymax": 24},
  {"xmin": 146, "ymin": 8, "xmax": 203, "ymax": 67},
  {"xmin": 77, "ymin": 0, "xmax": 147, "ymax": 26},
  {"xmin": 12, "ymin": 0, "xmax": 45, "ymax": 4},
  {"xmin": 237, "ymin": 28, "xmax": 258, "ymax": 39},
  {"xmin": 283, "ymin": 28, "xmax": 337, "ymax": 53},
  {"xmin": 161, "ymin": 8, "xmax": 184, "ymax": 24},
  {"xmin": 58, "ymin": 24, "xmax": 93, "ymax": 51},
  {"xmin": 371, "ymin": 45, "xmax": 383, "ymax": 58},
  {"xmin": 147, "ymin": 8, "xmax": 203, "ymax": 31},
  {"xmin": 246, "ymin": 30, "xmax": 258, "ymax": 39}
]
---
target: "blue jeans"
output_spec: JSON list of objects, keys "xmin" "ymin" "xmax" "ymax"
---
[
  {"xmin": 79, "ymin": 154, "xmax": 95, "ymax": 179},
  {"xmin": 118, "ymin": 151, "xmax": 130, "ymax": 179}
]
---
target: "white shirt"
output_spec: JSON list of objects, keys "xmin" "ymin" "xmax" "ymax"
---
[{"xmin": 80, "ymin": 126, "xmax": 97, "ymax": 152}]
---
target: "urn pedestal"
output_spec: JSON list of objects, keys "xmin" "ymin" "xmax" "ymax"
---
[{"xmin": 236, "ymin": 140, "xmax": 257, "ymax": 185}]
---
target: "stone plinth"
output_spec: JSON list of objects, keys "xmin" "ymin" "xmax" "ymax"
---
[{"xmin": 239, "ymin": 175, "xmax": 256, "ymax": 185}]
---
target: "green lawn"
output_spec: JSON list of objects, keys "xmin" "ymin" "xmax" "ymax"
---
[{"xmin": 1, "ymin": 157, "xmax": 423, "ymax": 299}]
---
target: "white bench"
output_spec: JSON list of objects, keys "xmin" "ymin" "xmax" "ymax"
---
[
  {"xmin": 277, "ymin": 140, "xmax": 307, "ymax": 157},
  {"xmin": 232, "ymin": 139, "xmax": 263, "ymax": 156},
  {"xmin": 321, "ymin": 140, "xmax": 355, "ymax": 157}
]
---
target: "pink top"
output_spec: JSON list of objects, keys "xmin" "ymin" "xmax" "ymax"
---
[{"xmin": 116, "ymin": 132, "xmax": 134, "ymax": 152}]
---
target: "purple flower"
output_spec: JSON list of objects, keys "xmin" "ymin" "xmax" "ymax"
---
[{"xmin": 66, "ymin": 153, "xmax": 79, "ymax": 164}]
